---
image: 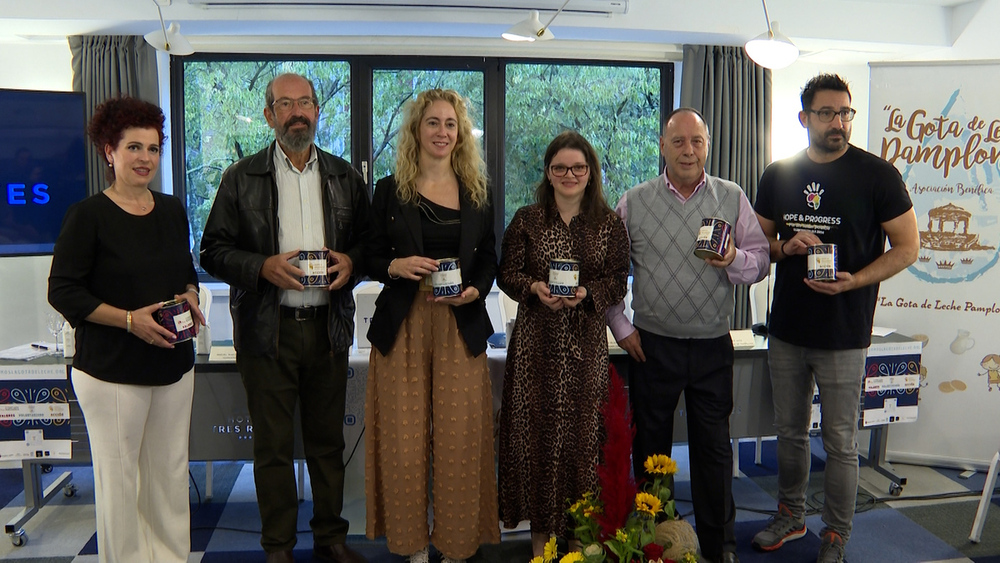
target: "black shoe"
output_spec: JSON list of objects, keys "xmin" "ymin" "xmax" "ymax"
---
[
  {"xmin": 313, "ymin": 543, "xmax": 368, "ymax": 563},
  {"xmin": 265, "ymin": 550, "xmax": 294, "ymax": 563}
]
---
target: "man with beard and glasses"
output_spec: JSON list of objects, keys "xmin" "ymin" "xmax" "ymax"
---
[
  {"xmin": 751, "ymin": 74, "xmax": 918, "ymax": 563},
  {"xmin": 201, "ymin": 73, "xmax": 370, "ymax": 563}
]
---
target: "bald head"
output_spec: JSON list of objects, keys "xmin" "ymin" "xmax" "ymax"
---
[{"xmin": 660, "ymin": 108, "xmax": 710, "ymax": 194}]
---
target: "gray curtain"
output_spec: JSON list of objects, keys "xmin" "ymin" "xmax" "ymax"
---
[
  {"xmin": 680, "ymin": 44, "xmax": 771, "ymax": 329},
  {"xmin": 69, "ymin": 35, "xmax": 160, "ymax": 196}
]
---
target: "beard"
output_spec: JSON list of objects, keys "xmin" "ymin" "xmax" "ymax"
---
[
  {"xmin": 811, "ymin": 126, "xmax": 850, "ymax": 154},
  {"xmin": 275, "ymin": 115, "xmax": 316, "ymax": 153}
]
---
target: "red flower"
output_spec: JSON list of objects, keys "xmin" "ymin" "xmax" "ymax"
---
[
  {"xmin": 595, "ymin": 365, "xmax": 637, "ymax": 540},
  {"xmin": 642, "ymin": 543, "xmax": 664, "ymax": 561}
]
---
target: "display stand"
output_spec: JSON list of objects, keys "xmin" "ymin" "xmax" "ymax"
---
[
  {"xmin": 969, "ymin": 447, "xmax": 1000, "ymax": 543},
  {"xmin": 858, "ymin": 332, "xmax": 922, "ymax": 495},
  {"xmin": 0, "ymin": 358, "xmax": 79, "ymax": 546}
]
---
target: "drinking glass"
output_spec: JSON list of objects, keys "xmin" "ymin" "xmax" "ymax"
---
[{"xmin": 46, "ymin": 313, "xmax": 64, "ymax": 352}]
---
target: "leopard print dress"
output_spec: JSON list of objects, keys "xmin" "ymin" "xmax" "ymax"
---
[{"xmin": 497, "ymin": 203, "xmax": 630, "ymax": 535}]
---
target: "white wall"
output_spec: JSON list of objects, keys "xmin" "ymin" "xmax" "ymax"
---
[{"xmin": 0, "ymin": 42, "xmax": 72, "ymax": 351}]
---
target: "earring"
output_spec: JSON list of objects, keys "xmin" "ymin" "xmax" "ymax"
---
[{"xmin": 108, "ymin": 162, "xmax": 112, "ymax": 167}]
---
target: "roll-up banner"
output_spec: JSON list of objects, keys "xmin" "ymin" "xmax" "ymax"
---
[{"xmin": 869, "ymin": 60, "xmax": 1000, "ymax": 468}]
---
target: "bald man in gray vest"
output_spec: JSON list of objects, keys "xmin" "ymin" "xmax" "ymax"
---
[{"xmin": 607, "ymin": 107, "xmax": 769, "ymax": 563}]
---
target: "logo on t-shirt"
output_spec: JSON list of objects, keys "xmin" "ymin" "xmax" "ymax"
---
[{"xmin": 804, "ymin": 182, "xmax": 823, "ymax": 210}]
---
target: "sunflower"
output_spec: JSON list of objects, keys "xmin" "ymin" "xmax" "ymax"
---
[
  {"xmin": 643, "ymin": 454, "xmax": 678, "ymax": 476},
  {"xmin": 635, "ymin": 491, "xmax": 663, "ymax": 516},
  {"xmin": 543, "ymin": 536, "xmax": 559, "ymax": 562},
  {"xmin": 559, "ymin": 553, "xmax": 585, "ymax": 563},
  {"xmin": 529, "ymin": 558, "xmax": 544, "ymax": 563}
]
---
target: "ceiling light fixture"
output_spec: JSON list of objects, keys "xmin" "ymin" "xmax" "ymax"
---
[
  {"xmin": 502, "ymin": 0, "xmax": 572, "ymax": 42},
  {"xmin": 144, "ymin": 0, "xmax": 194, "ymax": 56},
  {"xmin": 744, "ymin": 0, "xmax": 798, "ymax": 70}
]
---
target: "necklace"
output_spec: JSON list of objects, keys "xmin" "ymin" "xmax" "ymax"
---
[{"xmin": 110, "ymin": 185, "xmax": 153, "ymax": 212}]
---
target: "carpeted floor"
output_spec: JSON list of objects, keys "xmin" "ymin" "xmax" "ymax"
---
[{"xmin": 0, "ymin": 438, "xmax": 997, "ymax": 563}]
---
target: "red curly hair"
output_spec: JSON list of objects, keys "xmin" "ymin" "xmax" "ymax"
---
[{"xmin": 87, "ymin": 97, "xmax": 165, "ymax": 183}]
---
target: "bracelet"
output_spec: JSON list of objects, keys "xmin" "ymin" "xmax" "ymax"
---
[
  {"xmin": 126, "ymin": 310, "xmax": 133, "ymax": 333},
  {"xmin": 780, "ymin": 239, "xmax": 793, "ymax": 257},
  {"xmin": 388, "ymin": 259, "xmax": 400, "ymax": 280}
]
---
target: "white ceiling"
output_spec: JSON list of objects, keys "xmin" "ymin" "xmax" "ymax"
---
[{"xmin": 0, "ymin": 0, "xmax": 997, "ymax": 64}]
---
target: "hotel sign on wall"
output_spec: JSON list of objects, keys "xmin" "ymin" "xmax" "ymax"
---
[{"xmin": 869, "ymin": 60, "xmax": 1000, "ymax": 468}]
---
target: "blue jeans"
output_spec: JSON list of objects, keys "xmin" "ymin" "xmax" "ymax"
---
[{"xmin": 768, "ymin": 336, "xmax": 866, "ymax": 541}]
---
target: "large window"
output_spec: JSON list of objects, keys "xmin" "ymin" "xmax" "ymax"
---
[
  {"xmin": 174, "ymin": 55, "xmax": 672, "ymax": 272},
  {"xmin": 504, "ymin": 63, "xmax": 662, "ymax": 225},
  {"xmin": 371, "ymin": 69, "xmax": 484, "ymax": 184}
]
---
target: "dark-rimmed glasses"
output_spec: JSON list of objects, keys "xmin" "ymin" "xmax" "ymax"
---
[
  {"xmin": 549, "ymin": 164, "xmax": 589, "ymax": 177},
  {"xmin": 806, "ymin": 108, "xmax": 856, "ymax": 123}
]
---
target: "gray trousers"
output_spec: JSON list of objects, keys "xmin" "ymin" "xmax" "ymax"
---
[{"xmin": 767, "ymin": 336, "xmax": 867, "ymax": 541}]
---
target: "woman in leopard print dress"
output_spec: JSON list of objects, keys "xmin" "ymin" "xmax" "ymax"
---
[{"xmin": 497, "ymin": 130, "xmax": 630, "ymax": 557}]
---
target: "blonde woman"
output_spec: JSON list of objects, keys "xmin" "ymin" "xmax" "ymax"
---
[{"xmin": 364, "ymin": 89, "xmax": 499, "ymax": 563}]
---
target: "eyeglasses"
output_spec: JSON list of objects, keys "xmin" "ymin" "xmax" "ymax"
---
[
  {"xmin": 807, "ymin": 108, "xmax": 857, "ymax": 123},
  {"xmin": 549, "ymin": 164, "xmax": 589, "ymax": 177},
  {"xmin": 271, "ymin": 97, "xmax": 316, "ymax": 113}
]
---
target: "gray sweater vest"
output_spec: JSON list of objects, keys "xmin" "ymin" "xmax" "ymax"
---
[{"xmin": 626, "ymin": 174, "xmax": 742, "ymax": 339}]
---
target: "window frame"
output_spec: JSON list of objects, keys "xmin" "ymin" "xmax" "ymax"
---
[{"xmin": 170, "ymin": 54, "xmax": 673, "ymax": 280}]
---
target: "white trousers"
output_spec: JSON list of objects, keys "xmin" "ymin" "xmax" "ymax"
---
[{"xmin": 72, "ymin": 368, "xmax": 194, "ymax": 563}]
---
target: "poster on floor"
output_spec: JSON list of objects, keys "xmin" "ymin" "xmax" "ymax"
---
[
  {"xmin": 869, "ymin": 60, "xmax": 1000, "ymax": 468},
  {"xmin": 0, "ymin": 363, "xmax": 72, "ymax": 460}
]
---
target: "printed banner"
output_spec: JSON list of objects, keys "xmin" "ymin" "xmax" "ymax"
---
[
  {"xmin": 0, "ymin": 364, "xmax": 71, "ymax": 460},
  {"xmin": 869, "ymin": 61, "xmax": 1000, "ymax": 467}
]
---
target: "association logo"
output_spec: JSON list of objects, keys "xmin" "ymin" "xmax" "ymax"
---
[{"xmin": 803, "ymin": 182, "xmax": 823, "ymax": 210}]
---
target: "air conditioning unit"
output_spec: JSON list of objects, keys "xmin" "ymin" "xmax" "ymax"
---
[{"xmin": 187, "ymin": 0, "xmax": 629, "ymax": 16}]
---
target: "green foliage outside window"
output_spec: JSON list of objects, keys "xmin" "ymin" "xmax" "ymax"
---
[
  {"xmin": 370, "ymin": 70, "xmax": 484, "ymax": 185},
  {"xmin": 182, "ymin": 60, "xmax": 351, "ymax": 265},
  {"xmin": 180, "ymin": 58, "xmax": 668, "ymax": 268},
  {"xmin": 504, "ymin": 64, "xmax": 661, "ymax": 225}
]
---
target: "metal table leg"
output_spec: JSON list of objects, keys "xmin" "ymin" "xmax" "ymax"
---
[
  {"xmin": 864, "ymin": 425, "xmax": 907, "ymax": 496},
  {"xmin": 5, "ymin": 461, "xmax": 75, "ymax": 546}
]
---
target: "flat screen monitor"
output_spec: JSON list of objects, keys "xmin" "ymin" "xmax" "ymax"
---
[{"xmin": 0, "ymin": 89, "xmax": 88, "ymax": 256}]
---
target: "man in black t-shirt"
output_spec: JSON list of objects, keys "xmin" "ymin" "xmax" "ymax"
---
[{"xmin": 751, "ymin": 74, "xmax": 919, "ymax": 563}]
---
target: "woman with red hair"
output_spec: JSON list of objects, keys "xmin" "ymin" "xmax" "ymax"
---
[{"xmin": 48, "ymin": 96, "xmax": 204, "ymax": 563}]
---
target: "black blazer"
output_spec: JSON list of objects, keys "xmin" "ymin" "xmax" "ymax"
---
[{"xmin": 365, "ymin": 175, "xmax": 497, "ymax": 357}]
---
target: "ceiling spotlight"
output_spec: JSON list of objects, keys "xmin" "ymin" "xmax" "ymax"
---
[
  {"xmin": 144, "ymin": 0, "xmax": 194, "ymax": 56},
  {"xmin": 502, "ymin": 0, "xmax": 571, "ymax": 42},
  {"xmin": 744, "ymin": 0, "xmax": 798, "ymax": 69}
]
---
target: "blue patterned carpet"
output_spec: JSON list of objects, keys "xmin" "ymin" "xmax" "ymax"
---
[{"xmin": 0, "ymin": 439, "xmax": 997, "ymax": 563}]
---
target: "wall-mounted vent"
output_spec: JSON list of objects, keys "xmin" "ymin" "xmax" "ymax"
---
[{"xmin": 187, "ymin": 0, "xmax": 629, "ymax": 16}]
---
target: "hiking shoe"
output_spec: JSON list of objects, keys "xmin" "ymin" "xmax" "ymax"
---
[
  {"xmin": 751, "ymin": 503, "xmax": 807, "ymax": 551},
  {"xmin": 817, "ymin": 530, "xmax": 846, "ymax": 563}
]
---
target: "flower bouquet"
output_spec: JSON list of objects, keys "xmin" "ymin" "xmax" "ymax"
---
[{"xmin": 557, "ymin": 366, "xmax": 698, "ymax": 563}]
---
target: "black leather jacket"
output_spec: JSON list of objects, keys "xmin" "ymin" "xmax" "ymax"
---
[{"xmin": 200, "ymin": 142, "xmax": 370, "ymax": 358}]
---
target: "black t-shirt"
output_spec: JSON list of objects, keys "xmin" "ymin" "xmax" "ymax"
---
[
  {"xmin": 754, "ymin": 145, "xmax": 913, "ymax": 349},
  {"xmin": 48, "ymin": 191, "xmax": 197, "ymax": 385}
]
